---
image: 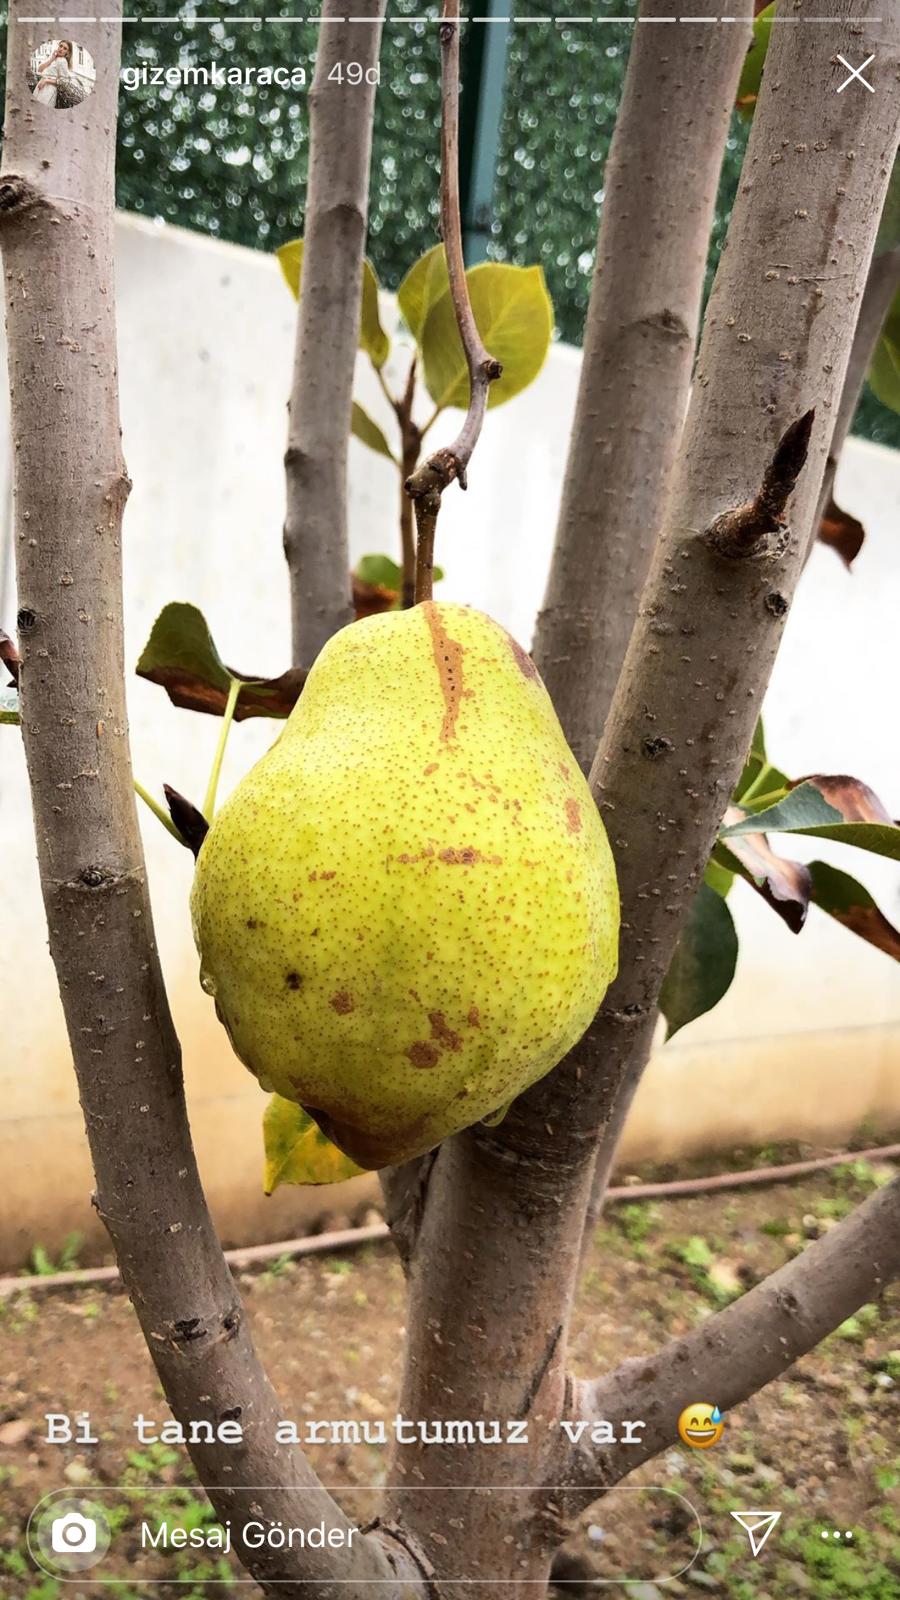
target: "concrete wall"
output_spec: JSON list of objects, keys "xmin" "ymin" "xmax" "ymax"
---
[{"xmin": 1, "ymin": 215, "xmax": 898, "ymax": 1268}]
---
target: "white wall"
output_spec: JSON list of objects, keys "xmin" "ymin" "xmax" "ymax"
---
[{"xmin": 0, "ymin": 215, "xmax": 897, "ymax": 1265}]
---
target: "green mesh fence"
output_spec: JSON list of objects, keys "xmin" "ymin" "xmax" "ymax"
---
[{"xmin": 0, "ymin": 3, "xmax": 896, "ymax": 446}]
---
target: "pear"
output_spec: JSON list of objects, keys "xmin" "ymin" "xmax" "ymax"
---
[{"xmin": 191, "ymin": 603, "xmax": 619, "ymax": 1169}]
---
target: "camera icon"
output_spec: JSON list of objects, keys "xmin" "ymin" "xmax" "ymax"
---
[
  {"xmin": 50, "ymin": 1510, "xmax": 98, "ymax": 1555},
  {"xmin": 29, "ymin": 1495, "xmax": 110, "ymax": 1574}
]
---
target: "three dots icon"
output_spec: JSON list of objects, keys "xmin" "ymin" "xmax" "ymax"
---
[{"xmin": 821, "ymin": 1529, "xmax": 854, "ymax": 1542}]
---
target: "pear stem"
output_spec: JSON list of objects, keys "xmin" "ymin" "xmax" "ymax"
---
[
  {"xmin": 404, "ymin": 0, "xmax": 501, "ymax": 594},
  {"xmin": 413, "ymin": 490, "xmax": 440, "ymax": 603},
  {"xmin": 134, "ymin": 779, "xmax": 185, "ymax": 844},
  {"xmin": 396, "ymin": 356, "xmax": 421, "ymax": 608},
  {"xmin": 376, "ymin": 354, "xmax": 422, "ymax": 608},
  {"xmin": 203, "ymin": 676, "xmax": 242, "ymax": 821}
]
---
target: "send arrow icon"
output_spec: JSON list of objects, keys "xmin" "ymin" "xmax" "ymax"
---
[{"xmin": 730, "ymin": 1511, "xmax": 781, "ymax": 1557}]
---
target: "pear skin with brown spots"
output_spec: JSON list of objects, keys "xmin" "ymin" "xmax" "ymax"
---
[{"xmin": 191, "ymin": 603, "xmax": 619, "ymax": 1169}]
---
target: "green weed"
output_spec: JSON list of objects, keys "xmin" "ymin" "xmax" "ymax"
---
[
  {"xmin": 26, "ymin": 1234, "xmax": 84, "ymax": 1277},
  {"xmin": 614, "ymin": 1202, "xmax": 663, "ymax": 1246}
]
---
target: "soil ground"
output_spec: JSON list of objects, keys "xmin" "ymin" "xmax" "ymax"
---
[{"xmin": 1, "ymin": 1147, "xmax": 898, "ymax": 1600}]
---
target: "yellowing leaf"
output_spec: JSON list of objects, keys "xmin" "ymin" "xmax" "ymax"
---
[
  {"xmin": 360, "ymin": 259, "xmax": 390, "ymax": 369},
  {"xmin": 420, "ymin": 262, "xmax": 553, "ymax": 412},
  {"xmin": 397, "ymin": 244, "xmax": 451, "ymax": 342},
  {"xmin": 351, "ymin": 401, "xmax": 396, "ymax": 461},
  {"xmin": 481, "ymin": 1099, "xmax": 513, "ymax": 1129},
  {"xmin": 276, "ymin": 240, "xmax": 390, "ymax": 370},
  {"xmin": 263, "ymin": 1095, "xmax": 365, "ymax": 1192},
  {"xmin": 276, "ymin": 237, "xmax": 303, "ymax": 296}
]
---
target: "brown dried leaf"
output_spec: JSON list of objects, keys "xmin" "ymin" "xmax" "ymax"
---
[
  {"xmin": 836, "ymin": 907, "xmax": 900, "ymax": 959},
  {"xmin": 163, "ymin": 785, "xmax": 209, "ymax": 858},
  {"xmin": 817, "ymin": 494, "xmax": 865, "ymax": 569},
  {"xmin": 136, "ymin": 603, "xmax": 306, "ymax": 721},
  {"xmin": 719, "ymin": 807, "xmax": 811, "ymax": 933},
  {"xmin": 352, "ymin": 574, "xmax": 398, "ymax": 620},
  {"xmin": 795, "ymin": 775, "xmax": 895, "ymax": 826},
  {"xmin": 807, "ymin": 859, "xmax": 900, "ymax": 962},
  {"xmin": 0, "ymin": 628, "xmax": 20, "ymax": 686},
  {"xmin": 160, "ymin": 666, "xmax": 307, "ymax": 722}
]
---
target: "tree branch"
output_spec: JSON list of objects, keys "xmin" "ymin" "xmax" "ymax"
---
[
  {"xmin": 511, "ymin": 0, "xmax": 900, "ymax": 1198},
  {"xmin": 404, "ymin": 0, "xmax": 501, "ymax": 602},
  {"xmin": 379, "ymin": 1152, "xmax": 439, "ymax": 1273},
  {"xmin": 585, "ymin": 199, "xmax": 899, "ymax": 1246},
  {"xmin": 396, "ymin": 356, "xmax": 422, "ymax": 608},
  {"xmin": 1, "ymin": 6, "xmax": 420, "ymax": 1592},
  {"xmin": 562, "ymin": 1173, "xmax": 900, "ymax": 1495},
  {"xmin": 704, "ymin": 408, "xmax": 815, "ymax": 559},
  {"xmin": 382, "ymin": 10, "xmax": 900, "ymax": 1584},
  {"xmin": 283, "ymin": 0, "xmax": 386, "ymax": 671},
  {"xmin": 380, "ymin": 0, "xmax": 503, "ymax": 1256},
  {"xmin": 532, "ymin": 0, "xmax": 752, "ymax": 770},
  {"xmin": 811, "ymin": 243, "xmax": 900, "ymax": 561}
]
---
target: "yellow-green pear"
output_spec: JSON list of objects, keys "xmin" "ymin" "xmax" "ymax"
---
[{"xmin": 191, "ymin": 603, "xmax": 619, "ymax": 1169}]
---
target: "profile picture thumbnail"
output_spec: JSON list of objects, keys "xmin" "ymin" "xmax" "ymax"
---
[{"xmin": 28, "ymin": 39, "xmax": 96, "ymax": 110}]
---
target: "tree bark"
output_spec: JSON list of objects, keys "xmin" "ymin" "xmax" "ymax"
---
[
  {"xmin": 0, "ymin": 7, "xmax": 420, "ymax": 1594},
  {"xmin": 283, "ymin": 0, "xmax": 386, "ymax": 672},
  {"xmin": 563, "ymin": 1172, "xmax": 900, "ymax": 1495},
  {"xmin": 532, "ymin": 0, "xmax": 750, "ymax": 772},
  {"xmin": 811, "ymin": 242, "xmax": 900, "ymax": 552},
  {"xmin": 404, "ymin": 0, "xmax": 502, "ymax": 600},
  {"xmin": 566, "ymin": 0, "xmax": 900, "ymax": 1206},
  {"xmin": 384, "ymin": 4, "xmax": 900, "ymax": 1590}
]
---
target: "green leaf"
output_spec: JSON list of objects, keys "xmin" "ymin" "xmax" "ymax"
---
[
  {"xmin": 738, "ymin": 773, "xmax": 791, "ymax": 813},
  {"xmin": 137, "ymin": 602, "xmax": 305, "ymax": 721},
  {"xmin": 867, "ymin": 287, "xmax": 900, "ymax": 415},
  {"xmin": 360, "ymin": 259, "xmax": 390, "ymax": 369},
  {"xmin": 733, "ymin": 717, "xmax": 767, "ymax": 802},
  {"xmin": 0, "ymin": 686, "xmax": 20, "ymax": 725},
  {"xmin": 397, "ymin": 243, "xmax": 451, "ymax": 343},
  {"xmin": 660, "ymin": 883, "xmax": 739, "ymax": 1041},
  {"xmin": 420, "ymin": 262, "xmax": 553, "ymax": 411},
  {"xmin": 352, "ymin": 553, "xmax": 445, "ymax": 618},
  {"xmin": 703, "ymin": 856, "xmax": 734, "ymax": 899},
  {"xmin": 354, "ymin": 553, "xmax": 403, "ymax": 590},
  {"xmin": 721, "ymin": 778, "xmax": 900, "ymax": 861},
  {"xmin": 736, "ymin": 2, "xmax": 774, "ymax": 119},
  {"xmin": 351, "ymin": 401, "xmax": 396, "ymax": 461},
  {"xmin": 139, "ymin": 601, "xmax": 233, "ymax": 696},
  {"xmin": 263, "ymin": 1095, "xmax": 365, "ymax": 1192},
  {"xmin": 732, "ymin": 718, "xmax": 791, "ymax": 810},
  {"xmin": 807, "ymin": 860, "xmax": 900, "ymax": 961},
  {"xmin": 354, "ymin": 552, "xmax": 444, "ymax": 591},
  {"xmin": 276, "ymin": 239, "xmax": 390, "ymax": 369}
]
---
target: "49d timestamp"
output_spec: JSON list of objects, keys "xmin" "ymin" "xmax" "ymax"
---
[{"xmin": 327, "ymin": 61, "xmax": 380, "ymax": 85}]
